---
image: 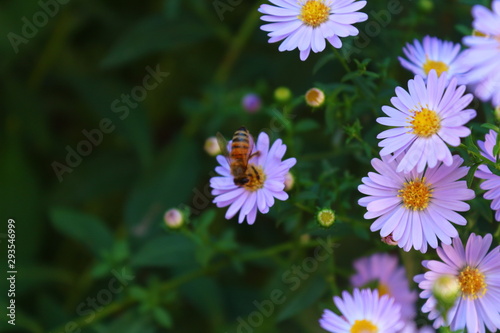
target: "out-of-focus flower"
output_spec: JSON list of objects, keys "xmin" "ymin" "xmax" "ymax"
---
[
  {"xmin": 398, "ymin": 36, "xmax": 467, "ymax": 81},
  {"xmin": 377, "ymin": 70, "xmax": 476, "ymax": 173},
  {"xmin": 242, "ymin": 93, "xmax": 262, "ymax": 113},
  {"xmin": 259, "ymin": 0, "xmax": 368, "ymax": 61},
  {"xmin": 351, "ymin": 253, "xmax": 417, "ymax": 321},
  {"xmin": 319, "ymin": 289, "xmax": 404, "ymax": 333},
  {"xmin": 204, "ymin": 136, "xmax": 221, "ymax": 156},
  {"xmin": 459, "ymin": 1, "xmax": 500, "ymax": 107},
  {"xmin": 284, "ymin": 172, "xmax": 294, "ymax": 191},
  {"xmin": 381, "ymin": 234, "xmax": 398, "ymax": 246},
  {"xmin": 415, "ymin": 233, "xmax": 500, "ymax": 332},
  {"xmin": 495, "ymin": 105, "xmax": 500, "ymax": 121},
  {"xmin": 305, "ymin": 88, "xmax": 325, "ymax": 107},
  {"xmin": 358, "ymin": 154, "xmax": 474, "ymax": 253},
  {"xmin": 475, "ymin": 129, "xmax": 500, "ymax": 221},
  {"xmin": 316, "ymin": 208, "xmax": 335, "ymax": 227},
  {"xmin": 432, "ymin": 275, "xmax": 460, "ymax": 312},
  {"xmin": 274, "ymin": 86, "xmax": 292, "ymax": 103},
  {"xmin": 210, "ymin": 132, "xmax": 296, "ymax": 224},
  {"xmin": 164, "ymin": 208, "xmax": 184, "ymax": 229}
]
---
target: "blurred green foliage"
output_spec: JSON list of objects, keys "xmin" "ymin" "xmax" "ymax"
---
[{"xmin": 0, "ymin": 0, "xmax": 496, "ymax": 332}]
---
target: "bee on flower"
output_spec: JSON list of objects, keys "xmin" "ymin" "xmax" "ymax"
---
[{"xmin": 210, "ymin": 128, "xmax": 296, "ymax": 224}]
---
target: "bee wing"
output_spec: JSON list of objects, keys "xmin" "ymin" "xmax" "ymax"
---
[
  {"xmin": 216, "ymin": 132, "xmax": 230, "ymax": 158},
  {"xmin": 247, "ymin": 131, "xmax": 258, "ymax": 163}
]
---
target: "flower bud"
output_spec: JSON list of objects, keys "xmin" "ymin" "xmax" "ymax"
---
[
  {"xmin": 242, "ymin": 93, "xmax": 262, "ymax": 113},
  {"xmin": 432, "ymin": 275, "xmax": 460, "ymax": 312},
  {"xmin": 274, "ymin": 86, "xmax": 292, "ymax": 103},
  {"xmin": 316, "ymin": 208, "xmax": 335, "ymax": 228},
  {"xmin": 305, "ymin": 88, "xmax": 325, "ymax": 108},
  {"xmin": 284, "ymin": 172, "xmax": 294, "ymax": 191},
  {"xmin": 495, "ymin": 105, "xmax": 500, "ymax": 121},
  {"xmin": 204, "ymin": 136, "xmax": 221, "ymax": 156},
  {"xmin": 164, "ymin": 208, "xmax": 184, "ymax": 229},
  {"xmin": 381, "ymin": 234, "xmax": 398, "ymax": 246}
]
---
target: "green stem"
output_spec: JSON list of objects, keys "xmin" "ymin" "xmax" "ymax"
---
[
  {"xmin": 213, "ymin": 2, "xmax": 262, "ymax": 83},
  {"xmin": 49, "ymin": 240, "xmax": 322, "ymax": 332},
  {"xmin": 333, "ymin": 47, "xmax": 351, "ymax": 73}
]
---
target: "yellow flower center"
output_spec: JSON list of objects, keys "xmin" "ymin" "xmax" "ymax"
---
[
  {"xmin": 243, "ymin": 164, "xmax": 266, "ymax": 192},
  {"xmin": 410, "ymin": 107, "xmax": 441, "ymax": 137},
  {"xmin": 423, "ymin": 58, "xmax": 449, "ymax": 76},
  {"xmin": 473, "ymin": 29, "xmax": 489, "ymax": 38},
  {"xmin": 377, "ymin": 283, "xmax": 390, "ymax": 297},
  {"xmin": 351, "ymin": 319, "xmax": 378, "ymax": 333},
  {"xmin": 458, "ymin": 266, "xmax": 487, "ymax": 299},
  {"xmin": 398, "ymin": 178, "xmax": 432, "ymax": 211},
  {"xmin": 299, "ymin": 0, "xmax": 330, "ymax": 28}
]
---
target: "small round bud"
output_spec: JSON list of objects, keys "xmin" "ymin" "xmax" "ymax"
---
[
  {"xmin": 432, "ymin": 275, "xmax": 460, "ymax": 311},
  {"xmin": 164, "ymin": 208, "xmax": 184, "ymax": 229},
  {"xmin": 316, "ymin": 208, "xmax": 335, "ymax": 228},
  {"xmin": 284, "ymin": 172, "xmax": 294, "ymax": 191},
  {"xmin": 274, "ymin": 86, "xmax": 292, "ymax": 103},
  {"xmin": 305, "ymin": 88, "xmax": 325, "ymax": 108},
  {"xmin": 242, "ymin": 93, "xmax": 262, "ymax": 113},
  {"xmin": 381, "ymin": 234, "xmax": 398, "ymax": 246},
  {"xmin": 495, "ymin": 105, "xmax": 500, "ymax": 121},
  {"xmin": 204, "ymin": 136, "xmax": 221, "ymax": 156}
]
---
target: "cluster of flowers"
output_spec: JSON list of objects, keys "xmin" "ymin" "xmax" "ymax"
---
[{"xmin": 205, "ymin": 0, "xmax": 500, "ymax": 332}]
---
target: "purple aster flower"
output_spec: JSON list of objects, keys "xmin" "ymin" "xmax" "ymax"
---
[
  {"xmin": 398, "ymin": 36, "xmax": 468, "ymax": 82},
  {"xmin": 351, "ymin": 253, "xmax": 417, "ymax": 321},
  {"xmin": 415, "ymin": 233, "xmax": 500, "ymax": 332},
  {"xmin": 377, "ymin": 70, "xmax": 476, "ymax": 173},
  {"xmin": 210, "ymin": 132, "xmax": 296, "ymax": 225},
  {"xmin": 319, "ymin": 288, "xmax": 404, "ymax": 333},
  {"xmin": 358, "ymin": 154, "xmax": 475, "ymax": 253},
  {"xmin": 475, "ymin": 129, "xmax": 500, "ymax": 221},
  {"xmin": 259, "ymin": 0, "xmax": 368, "ymax": 61},
  {"xmin": 459, "ymin": 1, "xmax": 500, "ymax": 107}
]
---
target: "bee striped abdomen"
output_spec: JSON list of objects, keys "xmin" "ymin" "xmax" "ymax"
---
[{"xmin": 230, "ymin": 128, "xmax": 251, "ymax": 161}]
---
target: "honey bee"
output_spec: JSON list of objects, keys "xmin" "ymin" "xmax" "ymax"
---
[{"xmin": 217, "ymin": 127, "xmax": 260, "ymax": 186}]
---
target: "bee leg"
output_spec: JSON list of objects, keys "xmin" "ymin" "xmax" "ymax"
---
[
  {"xmin": 251, "ymin": 165, "xmax": 260, "ymax": 181},
  {"xmin": 249, "ymin": 151, "xmax": 261, "ymax": 159}
]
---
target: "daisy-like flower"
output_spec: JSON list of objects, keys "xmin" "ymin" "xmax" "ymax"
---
[
  {"xmin": 259, "ymin": 0, "xmax": 368, "ymax": 61},
  {"xmin": 210, "ymin": 132, "xmax": 296, "ymax": 224},
  {"xmin": 358, "ymin": 154, "xmax": 475, "ymax": 253},
  {"xmin": 459, "ymin": 1, "xmax": 500, "ymax": 107},
  {"xmin": 377, "ymin": 70, "xmax": 476, "ymax": 173},
  {"xmin": 475, "ymin": 129, "xmax": 500, "ymax": 221},
  {"xmin": 351, "ymin": 253, "xmax": 417, "ymax": 321},
  {"xmin": 398, "ymin": 36, "xmax": 467, "ymax": 81},
  {"xmin": 319, "ymin": 288, "xmax": 404, "ymax": 333},
  {"xmin": 415, "ymin": 233, "xmax": 500, "ymax": 332}
]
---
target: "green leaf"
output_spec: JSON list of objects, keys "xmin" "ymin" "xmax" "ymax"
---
[
  {"xmin": 101, "ymin": 15, "xmax": 212, "ymax": 68},
  {"xmin": 130, "ymin": 234, "xmax": 196, "ymax": 268},
  {"xmin": 481, "ymin": 123, "xmax": 499, "ymax": 132},
  {"xmin": 466, "ymin": 163, "xmax": 481, "ymax": 189},
  {"xmin": 153, "ymin": 308, "xmax": 173, "ymax": 329},
  {"xmin": 277, "ymin": 275, "xmax": 327, "ymax": 321},
  {"xmin": 49, "ymin": 208, "xmax": 114, "ymax": 256}
]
